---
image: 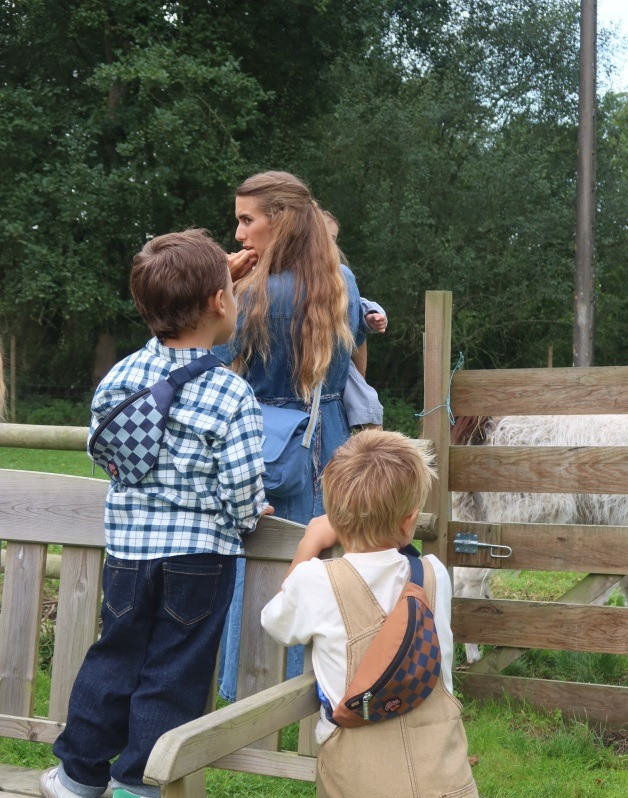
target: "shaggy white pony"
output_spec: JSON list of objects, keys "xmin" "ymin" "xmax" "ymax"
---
[{"xmin": 452, "ymin": 414, "xmax": 628, "ymax": 663}]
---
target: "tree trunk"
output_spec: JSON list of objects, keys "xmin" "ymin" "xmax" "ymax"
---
[{"xmin": 92, "ymin": 331, "xmax": 117, "ymax": 385}]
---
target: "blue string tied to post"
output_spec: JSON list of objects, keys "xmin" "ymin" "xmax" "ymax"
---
[{"xmin": 416, "ymin": 352, "xmax": 464, "ymax": 426}]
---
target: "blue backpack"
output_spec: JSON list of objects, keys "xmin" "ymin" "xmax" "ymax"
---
[
  {"xmin": 88, "ymin": 353, "xmax": 221, "ymax": 485},
  {"xmin": 258, "ymin": 383, "xmax": 322, "ymax": 499}
]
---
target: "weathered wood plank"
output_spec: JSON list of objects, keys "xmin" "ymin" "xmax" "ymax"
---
[
  {"xmin": 0, "ymin": 542, "xmax": 46, "ymax": 716},
  {"xmin": 0, "ymin": 423, "xmax": 88, "ymax": 451},
  {"xmin": 236, "ymin": 559, "xmax": 286, "ymax": 750},
  {"xmin": 49, "ymin": 547, "xmax": 103, "ymax": 722},
  {"xmin": 456, "ymin": 674, "xmax": 628, "ymax": 728},
  {"xmin": 448, "ymin": 521, "xmax": 628, "ymax": 574},
  {"xmin": 297, "ymin": 646, "xmax": 319, "ymax": 758},
  {"xmin": 158, "ymin": 772, "xmax": 205, "ymax": 798},
  {"xmin": 0, "ymin": 765, "xmax": 46, "ymax": 798},
  {"xmin": 243, "ymin": 512, "xmax": 436, "ymax": 563},
  {"xmin": 0, "ymin": 714, "xmax": 64, "ymax": 744},
  {"xmin": 212, "ymin": 748, "xmax": 316, "ymax": 781},
  {"xmin": 452, "ymin": 598, "xmax": 628, "ymax": 653},
  {"xmin": 422, "ymin": 291, "xmax": 453, "ymax": 564},
  {"xmin": 449, "ymin": 446, "xmax": 628, "ymax": 494},
  {"xmin": 448, "ymin": 522, "xmax": 504, "ymax": 569},
  {"xmin": 144, "ymin": 673, "xmax": 318, "ymax": 786},
  {"xmin": 0, "ymin": 766, "xmax": 114, "ymax": 798},
  {"xmin": 465, "ymin": 574, "xmax": 627, "ymax": 675},
  {"xmin": 451, "ymin": 365, "xmax": 628, "ymax": 416},
  {"xmin": 0, "ymin": 470, "xmax": 107, "ymax": 546}
]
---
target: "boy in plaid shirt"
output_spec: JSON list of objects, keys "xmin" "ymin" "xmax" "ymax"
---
[{"xmin": 41, "ymin": 230, "xmax": 270, "ymax": 798}]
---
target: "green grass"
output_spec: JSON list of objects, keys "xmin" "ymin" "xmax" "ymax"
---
[
  {"xmin": 1, "ymin": 448, "xmax": 626, "ymax": 796},
  {"xmin": 0, "ymin": 447, "xmax": 107, "ymax": 479}
]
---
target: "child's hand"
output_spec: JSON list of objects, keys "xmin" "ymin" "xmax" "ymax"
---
[
  {"xmin": 228, "ymin": 248, "xmax": 258, "ymax": 281},
  {"xmin": 283, "ymin": 515, "xmax": 339, "ymax": 581},
  {"xmin": 303, "ymin": 514, "xmax": 338, "ymax": 552},
  {"xmin": 261, "ymin": 504, "xmax": 275, "ymax": 517},
  {"xmin": 365, "ymin": 312, "xmax": 387, "ymax": 333}
]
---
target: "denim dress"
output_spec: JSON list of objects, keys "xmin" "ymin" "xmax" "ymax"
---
[{"xmin": 215, "ymin": 264, "xmax": 365, "ymax": 699}]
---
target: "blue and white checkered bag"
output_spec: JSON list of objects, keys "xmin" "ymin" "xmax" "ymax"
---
[{"xmin": 88, "ymin": 352, "xmax": 221, "ymax": 485}]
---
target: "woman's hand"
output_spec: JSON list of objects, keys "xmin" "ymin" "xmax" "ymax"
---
[{"xmin": 228, "ymin": 248, "xmax": 258, "ymax": 282}]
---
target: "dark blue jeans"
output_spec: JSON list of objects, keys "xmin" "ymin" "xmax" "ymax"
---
[{"xmin": 53, "ymin": 553, "xmax": 236, "ymax": 797}]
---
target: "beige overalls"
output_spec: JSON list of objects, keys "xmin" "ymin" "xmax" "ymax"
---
[{"xmin": 316, "ymin": 557, "xmax": 479, "ymax": 798}]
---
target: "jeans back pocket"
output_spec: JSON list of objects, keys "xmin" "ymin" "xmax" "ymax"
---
[
  {"xmin": 163, "ymin": 560, "xmax": 222, "ymax": 625},
  {"xmin": 104, "ymin": 556, "xmax": 139, "ymax": 617}
]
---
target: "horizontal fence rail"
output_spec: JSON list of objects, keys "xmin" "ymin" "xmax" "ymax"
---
[
  {"xmin": 452, "ymin": 598, "xmax": 628, "ymax": 654},
  {"xmin": 451, "ymin": 366, "xmax": 628, "ymax": 416},
  {"xmin": 454, "ymin": 675, "xmax": 628, "ymax": 728},
  {"xmin": 0, "ymin": 470, "xmax": 436, "ymax": 551},
  {"xmin": 0, "ymin": 423, "xmax": 87, "ymax": 451},
  {"xmin": 447, "ymin": 521, "xmax": 628, "ymax": 573},
  {"xmin": 450, "ymin": 445, "xmax": 628, "ymax": 494}
]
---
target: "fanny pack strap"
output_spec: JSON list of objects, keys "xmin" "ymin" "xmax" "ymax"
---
[
  {"xmin": 148, "ymin": 352, "xmax": 221, "ymax": 416},
  {"xmin": 166, "ymin": 352, "xmax": 222, "ymax": 389},
  {"xmin": 403, "ymin": 547, "xmax": 436, "ymax": 611},
  {"xmin": 401, "ymin": 545, "xmax": 424, "ymax": 589},
  {"xmin": 301, "ymin": 381, "xmax": 323, "ymax": 449}
]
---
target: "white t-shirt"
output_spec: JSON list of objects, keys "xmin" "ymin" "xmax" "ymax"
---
[{"xmin": 261, "ymin": 550, "xmax": 453, "ymax": 744}]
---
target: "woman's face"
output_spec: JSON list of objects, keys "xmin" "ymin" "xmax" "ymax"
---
[{"xmin": 235, "ymin": 196, "xmax": 272, "ymax": 262}]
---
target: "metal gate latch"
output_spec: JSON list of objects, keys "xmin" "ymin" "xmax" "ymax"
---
[{"xmin": 454, "ymin": 532, "xmax": 512, "ymax": 559}]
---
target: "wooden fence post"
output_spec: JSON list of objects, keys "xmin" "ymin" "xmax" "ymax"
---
[{"xmin": 421, "ymin": 291, "xmax": 452, "ymax": 566}]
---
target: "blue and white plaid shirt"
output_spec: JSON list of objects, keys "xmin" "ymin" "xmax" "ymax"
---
[{"xmin": 90, "ymin": 337, "xmax": 267, "ymax": 559}]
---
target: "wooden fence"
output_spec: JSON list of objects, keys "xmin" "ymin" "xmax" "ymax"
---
[
  {"xmin": 1, "ymin": 289, "xmax": 626, "ymax": 731},
  {"xmin": 422, "ymin": 290, "xmax": 628, "ymax": 726}
]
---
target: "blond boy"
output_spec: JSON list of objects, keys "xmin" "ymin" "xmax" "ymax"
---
[{"xmin": 262, "ymin": 430, "xmax": 478, "ymax": 798}]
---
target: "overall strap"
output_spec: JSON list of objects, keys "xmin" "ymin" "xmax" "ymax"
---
[
  {"xmin": 324, "ymin": 558, "xmax": 386, "ymax": 640},
  {"xmin": 166, "ymin": 352, "xmax": 222, "ymax": 390},
  {"xmin": 301, "ymin": 382, "xmax": 323, "ymax": 449},
  {"xmin": 418, "ymin": 557, "xmax": 437, "ymax": 611}
]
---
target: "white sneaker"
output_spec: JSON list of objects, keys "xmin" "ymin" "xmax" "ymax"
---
[
  {"xmin": 39, "ymin": 767, "xmax": 61, "ymax": 798},
  {"xmin": 39, "ymin": 767, "xmax": 84, "ymax": 798}
]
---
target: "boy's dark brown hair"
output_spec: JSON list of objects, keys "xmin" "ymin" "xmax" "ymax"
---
[{"xmin": 130, "ymin": 228, "xmax": 228, "ymax": 340}]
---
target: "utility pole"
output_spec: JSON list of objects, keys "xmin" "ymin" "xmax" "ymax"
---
[{"xmin": 573, "ymin": 0, "xmax": 597, "ymax": 367}]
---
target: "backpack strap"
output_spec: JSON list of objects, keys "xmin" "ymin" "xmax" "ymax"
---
[
  {"xmin": 301, "ymin": 382, "xmax": 323, "ymax": 449},
  {"xmin": 324, "ymin": 559, "xmax": 386, "ymax": 641}
]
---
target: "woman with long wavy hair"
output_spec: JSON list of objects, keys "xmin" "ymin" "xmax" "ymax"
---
[{"xmin": 215, "ymin": 171, "xmax": 365, "ymax": 699}]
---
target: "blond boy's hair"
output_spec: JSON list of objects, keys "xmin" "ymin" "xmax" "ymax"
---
[{"xmin": 322, "ymin": 429, "xmax": 437, "ymax": 552}]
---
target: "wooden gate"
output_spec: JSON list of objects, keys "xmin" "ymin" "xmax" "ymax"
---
[{"xmin": 422, "ymin": 291, "xmax": 628, "ymax": 726}]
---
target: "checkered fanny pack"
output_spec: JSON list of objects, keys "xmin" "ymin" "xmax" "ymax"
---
[
  {"xmin": 88, "ymin": 353, "xmax": 221, "ymax": 485},
  {"xmin": 328, "ymin": 549, "xmax": 442, "ymax": 728}
]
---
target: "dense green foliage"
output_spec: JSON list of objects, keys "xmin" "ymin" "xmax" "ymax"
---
[{"xmin": 0, "ymin": 0, "xmax": 626, "ymax": 404}]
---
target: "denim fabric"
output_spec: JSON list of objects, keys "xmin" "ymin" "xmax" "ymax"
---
[
  {"xmin": 215, "ymin": 266, "xmax": 364, "ymax": 699},
  {"xmin": 54, "ymin": 553, "xmax": 236, "ymax": 795},
  {"xmin": 214, "ymin": 264, "xmax": 364, "ymax": 525}
]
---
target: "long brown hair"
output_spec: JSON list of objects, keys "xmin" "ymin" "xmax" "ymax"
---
[{"xmin": 234, "ymin": 171, "xmax": 354, "ymax": 400}]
